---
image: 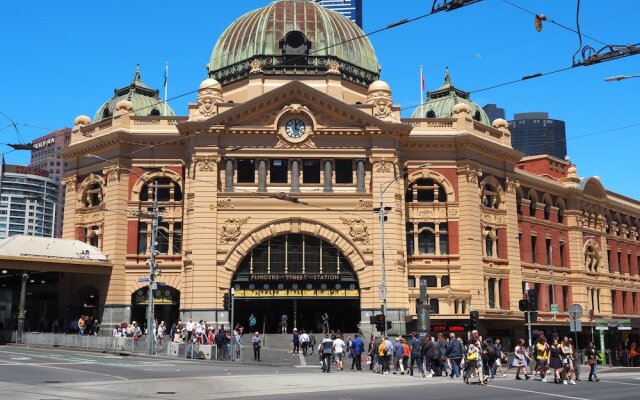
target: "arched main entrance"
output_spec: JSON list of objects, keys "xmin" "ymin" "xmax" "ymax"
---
[
  {"xmin": 232, "ymin": 233, "xmax": 360, "ymax": 333},
  {"xmin": 131, "ymin": 286, "xmax": 180, "ymax": 331}
]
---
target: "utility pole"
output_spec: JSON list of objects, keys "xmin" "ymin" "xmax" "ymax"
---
[
  {"xmin": 144, "ymin": 183, "xmax": 160, "ymax": 355},
  {"xmin": 17, "ymin": 272, "xmax": 28, "ymax": 344},
  {"xmin": 230, "ymin": 288, "xmax": 235, "ymax": 360}
]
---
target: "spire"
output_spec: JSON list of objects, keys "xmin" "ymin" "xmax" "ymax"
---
[
  {"xmin": 444, "ymin": 66, "xmax": 451, "ymax": 84},
  {"xmin": 134, "ymin": 64, "xmax": 142, "ymax": 82}
]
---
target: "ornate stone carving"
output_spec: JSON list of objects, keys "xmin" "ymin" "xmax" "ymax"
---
[
  {"xmin": 367, "ymin": 90, "xmax": 393, "ymax": 120},
  {"xmin": 75, "ymin": 210, "xmax": 105, "ymax": 226},
  {"xmin": 62, "ymin": 176, "xmax": 77, "ymax": 193},
  {"xmin": 480, "ymin": 209, "xmax": 507, "ymax": 226},
  {"xmin": 197, "ymin": 80, "xmax": 224, "ymax": 118},
  {"xmin": 373, "ymin": 160, "xmax": 394, "ymax": 174},
  {"xmin": 220, "ymin": 217, "xmax": 250, "ymax": 244},
  {"xmin": 283, "ymin": 103, "xmax": 310, "ymax": 115},
  {"xmin": 103, "ymin": 166, "xmax": 125, "ymax": 183},
  {"xmin": 464, "ymin": 166, "xmax": 483, "ymax": 184},
  {"xmin": 193, "ymin": 156, "xmax": 219, "ymax": 172},
  {"xmin": 505, "ymin": 177, "xmax": 520, "ymax": 194},
  {"xmin": 356, "ymin": 200, "xmax": 373, "ymax": 210},
  {"xmin": 340, "ymin": 217, "xmax": 370, "ymax": 244},
  {"xmin": 217, "ymin": 199, "xmax": 234, "ymax": 209},
  {"xmin": 415, "ymin": 206, "xmax": 452, "ymax": 219},
  {"xmin": 327, "ymin": 60, "xmax": 341, "ymax": 75},
  {"xmin": 250, "ymin": 59, "xmax": 263, "ymax": 74},
  {"xmin": 275, "ymin": 137, "xmax": 317, "ymax": 149}
]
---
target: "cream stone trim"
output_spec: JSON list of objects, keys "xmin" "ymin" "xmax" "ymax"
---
[
  {"xmin": 130, "ymin": 169, "xmax": 184, "ymax": 199},
  {"xmin": 406, "ymin": 169, "xmax": 456, "ymax": 202}
]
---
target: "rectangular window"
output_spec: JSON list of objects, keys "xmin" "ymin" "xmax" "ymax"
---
[
  {"xmin": 531, "ymin": 235, "xmax": 537, "ymax": 263},
  {"xmin": 441, "ymin": 275, "xmax": 450, "ymax": 287},
  {"xmin": 172, "ymin": 222, "xmax": 182, "ymax": 254},
  {"xmin": 562, "ymin": 286, "xmax": 569, "ymax": 311},
  {"xmin": 157, "ymin": 222, "xmax": 170, "ymax": 254},
  {"xmin": 429, "ymin": 298, "xmax": 440, "ymax": 314},
  {"xmin": 607, "ymin": 249, "xmax": 612, "ymax": 271},
  {"xmin": 439, "ymin": 223, "xmax": 449, "ymax": 255},
  {"xmin": 407, "ymin": 276, "xmax": 416, "ymax": 288},
  {"xmin": 270, "ymin": 159, "xmax": 288, "ymax": 183},
  {"xmin": 334, "ymin": 159, "xmax": 353, "ymax": 184},
  {"xmin": 252, "ymin": 242, "xmax": 269, "ymax": 273},
  {"xmin": 617, "ymin": 251, "xmax": 622, "ymax": 272},
  {"xmin": 597, "ymin": 289, "xmax": 601, "ymax": 312},
  {"xmin": 406, "ymin": 223, "xmax": 414, "ymax": 256},
  {"xmin": 287, "ymin": 234, "xmax": 303, "ymax": 273},
  {"xmin": 237, "ymin": 159, "xmax": 255, "ymax": 183},
  {"xmin": 418, "ymin": 222, "xmax": 435, "ymax": 254},
  {"xmin": 302, "ymin": 159, "xmax": 321, "ymax": 184},
  {"xmin": 546, "ymin": 238, "xmax": 552, "ymax": 265},
  {"xmin": 559, "ymin": 241, "xmax": 565, "ymax": 267},
  {"xmin": 420, "ymin": 275, "xmax": 437, "ymax": 288},
  {"xmin": 137, "ymin": 222, "xmax": 147, "ymax": 254},
  {"xmin": 269, "ymin": 236, "xmax": 286, "ymax": 270},
  {"xmin": 488, "ymin": 278, "xmax": 496, "ymax": 309},
  {"xmin": 304, "ymin": 236, "xmax": 321, "ymax": 274},
  {"xmin": 628, "ymin": 254, "xmax": 632, "ymax": 274}
]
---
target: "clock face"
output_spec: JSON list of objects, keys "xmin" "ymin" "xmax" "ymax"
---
[{"xmin": 285, "ymin": 119, "xmax": 306, "ymax": 138}]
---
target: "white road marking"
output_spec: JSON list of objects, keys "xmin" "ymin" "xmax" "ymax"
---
[
  {"xmin": 13, "ymin": 363, "xmax": 129, "ymax": 381},
  {"xmin": 0, "ymin": 362, "xmax": 93, "ymax": 366},
  {"xmin": 599, "ymin": 380, "xmax": 640, "ymax": 386},
  {"xmin": 488, "ymin": 384, "xmax": 593, "ymax": 400},
  {"xmin": 9, "ymin": 357, "xmax": 31, "ymax": 360}
]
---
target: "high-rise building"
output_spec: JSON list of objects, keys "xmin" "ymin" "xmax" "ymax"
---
[
  {"xmin": 482, "ymin": 103, "xmax": 505, "ymax": 123},
  {"xmin": 0, "ymin": 163, "xmax": 59, "ymax": 239},
  {"xmin": 508, "ymin": 112, "xmax": 567, "ymax": 159},
  {"xmin": 315, "ymin": 0, "xmax": 362, "ymax": 27},
  {"xmin": 29, "ymin": 127, "xmax": 71, "ymax": 237}
]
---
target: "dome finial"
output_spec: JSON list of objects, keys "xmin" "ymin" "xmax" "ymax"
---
[
  {"xmin": 134, "ymin": 64, "xmax": 141, "ymax": 82},
  {"xmin": 444, "ymin": 66, "xmax": 451, "ymax": 83}
]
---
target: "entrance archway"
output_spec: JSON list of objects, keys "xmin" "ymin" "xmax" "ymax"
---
[
  {"xmin": 232, "ymin": 233, "xmax": 360, "ymax": 333},
  {"xmin": 131, "ymin": 285, "xmax": 180, "ymax": 331}
]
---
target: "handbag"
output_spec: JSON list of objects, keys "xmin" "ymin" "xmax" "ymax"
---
[
  {"xmin": 588, "ymin": 358, "xmax": 595, "ymax": 365},
  {"xmin": 467, "ymin": 352, "xmax": 478, "ymax": 361}
]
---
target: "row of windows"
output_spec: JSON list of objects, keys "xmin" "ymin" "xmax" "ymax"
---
[
  {"xmin": 407, "ymin": 275, "xmax": 450, "ymax": 288},
  {"xmin": 236, "ymin": 159, "xmax": 355, "ymax": 185}
]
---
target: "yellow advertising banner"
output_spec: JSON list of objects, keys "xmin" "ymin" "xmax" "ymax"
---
[{"xmin": 235, "ymin": 289, "xmax": 359, "ymax": 298}]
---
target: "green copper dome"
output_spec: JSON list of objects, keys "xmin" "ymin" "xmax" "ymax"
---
[
  {"xmin": 412, "ymin": 68, "xmax": 490, "ymax": 125},
  {"xmin": 94, "ymin": 65, "xmax": 175, "ymax": 122},
  {"xmin": 208, "ymin": 0, "xmax": 379, "ymax": 86}
]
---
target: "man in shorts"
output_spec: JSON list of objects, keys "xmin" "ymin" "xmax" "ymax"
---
[
  {"xmin": 535, "ymin": 336, "xmax": 550, "ymax": 382},
  {"xmin": 333, "ymin": 334, "xmax": 346, "ymax": 370},
  {"xmin": 492, "ymin": 338, "xmax": 507, "ymax": 378}
]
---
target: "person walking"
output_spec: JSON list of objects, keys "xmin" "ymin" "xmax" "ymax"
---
[
  {"xmin": 422, "ymin": 335, "xmax": 434, "ymax": 377},
  {"xmin": 561, "ymin": 337, "xmax": 576, "ymax": 384},
  {"xmin": 512, "ymin": 338, "xmax": 531, "ymax": 380},
  {"xmin": 436, "ymin": 333, "xmax": 449, "ymax": 377},
  {"xmin": 251, "ymin": 331, "xmax": 262, "ymax": 361},
  {"xmin": 351, "ymin": 333, "xmax": 364, "ymax": 371},
  {"xmin": 463, "ymin": 338, "xmax": 482, "ymax": 385},
  {"xmin": 233, "ymin": 329, "xmax": 242, "ymax": 361},
  {"xmin": 585, "ymin": 341, "xmax": 600, "ymax": 382},
  {"xmin": 402, "ymin": 338, "xmax": 410, "ymax": 372},
  {"xmin": 322, "ymin": 313, "xmax": 330, "ymax": 334},
  {"xmin": 280, "ymin": 314, "xmax": 288, "ymax": 334},
  {"xmin": 333, "ymin": 334, "xmax": 346, "ymax": 371},
  {"xmin": 492, "ymin": 338, "xmax": 507, "ymax": 378},
  {"xmin": 291, "ymin": 329, "xmax": 300, "ymax": 355},
  {"xmin": 549, "ymin": 338, "xmax": 564, "ymax": 383},
  {"xmin": 320, "ymin": 333, "xmax": 334, "ymax": 373},
  {"xmin": 300, "ymin": 330, "xmax": 310, "ymax": 356},
  {"xmin": 535, "ymin": 336, "xmax": 550, "ymax": 382},
  {"xmin": 409, "ymin": 332, "xmax": 425, "ymax": 377},
  {"xmin": 445, "ymin": 333, "xmax": 463, "ymax": 379},
  {"xmin": 393, "ymin": 336, "xmax": 405, "ymax": 375}
]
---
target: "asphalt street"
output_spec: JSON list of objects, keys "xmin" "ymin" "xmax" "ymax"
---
[{"xmin": 0, "ymin": 345, "xmax": 639, "ymax": 400}]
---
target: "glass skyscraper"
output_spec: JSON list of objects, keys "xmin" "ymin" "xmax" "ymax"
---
[
  {"xmin": 508, "ymin": 112, "xmax": 567, "ymax": 160},
  {"xmin": 315, "ymin": 0, "xmax": 362, "ymax": 27}
]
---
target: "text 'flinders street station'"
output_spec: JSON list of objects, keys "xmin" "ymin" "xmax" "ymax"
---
[{"xmin": 50, "ymin": 0, "xmax": 639, "ymax": 342}]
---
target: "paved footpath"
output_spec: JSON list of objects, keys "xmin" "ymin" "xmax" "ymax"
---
[{"xmin": 1, "ymin": 345, "xmax": 639, "ymax": 400}]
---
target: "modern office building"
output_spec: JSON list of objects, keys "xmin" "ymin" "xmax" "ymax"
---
[
  {"xmin": 483, "ymin": 103, "xmax": 506, "ymax": 123},
  {"xmin": 509, "ymin": 112, "xmax": 567, "ymax": 159},
  {"xmin": 0, "ymin": 163, "xmax": 59, "ymax": 239},
  {"xmin": 29, "ymin": 127, "xmax": 72, "ymax": 237},
  {"xmin": 315, "ymin": 0, "xmax": 362, "ymax": 27},
  {"xmin": 0, "ymin": 0, "xmax": 635, "ymax": 347}
]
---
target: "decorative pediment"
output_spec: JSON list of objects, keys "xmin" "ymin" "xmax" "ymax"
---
[{"xmin": 179, "ymin": 81, "xmax": 411, "ymax": 136}]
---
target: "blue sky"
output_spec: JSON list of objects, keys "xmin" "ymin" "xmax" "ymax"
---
[{"xmin": 1, "ymin": 0, "xmax": 639, "ymax": 198}]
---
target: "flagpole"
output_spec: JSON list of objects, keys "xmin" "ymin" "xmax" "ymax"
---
[
  {"xmin": 420, "ymin": 65, "xmax": 424, "ymax": 112},
  {"xmin": 164, "ymin": 62, "xmax": 168, "ymax": 116}
]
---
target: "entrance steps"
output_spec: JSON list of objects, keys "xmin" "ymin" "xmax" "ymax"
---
[{"xmin": 261, "ymin": 333, "xmax": 358, "ymax": 351}]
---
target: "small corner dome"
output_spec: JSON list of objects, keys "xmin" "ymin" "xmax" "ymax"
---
[
  {"xmin": 452, "ymin": 103, "xmax": 471, "ymax": 115},
  {"xmin": 199, "ymin": 78, "xmax": 222, "ymax": 91},
  {"xmin": 492, "ymin": 118, "xmax": 509, "ymax": 129},
  {"xmin": 74, "ymin": 115, "xmax": 91, "ymax": 127},
  {"xmin": 115, "ymin": 99, "xmax": 133, "ymax": 112},
  {"xmin": 368, "ymin": 80, "xmax": 391, "ymax": 93}
]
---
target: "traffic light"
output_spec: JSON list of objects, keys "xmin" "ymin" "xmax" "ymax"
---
[
  {"xmin": 375, "ymin": 314, "xmax": 385, "ymax": 331},
  {"xmin": 519, "ymin": 299, "xmax": 530, "ymax": 312},
  {"xmin": 223, "ymin": 292, "xmax": 230, "ymax": 311},
  {"xmin": 527, "ymin": 288, "xmax": 538, "ymax": 311},
  {"xmin": 469, "ymin": 310, "xmax": 480, "ymax": 330},
  {"xmin": 387, "ymin": 321, "xmax": 392, "ymax": 330}
]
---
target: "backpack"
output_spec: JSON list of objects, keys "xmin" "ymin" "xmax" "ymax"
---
[
  {"xmin": 322, "ymin": 339, "xmax": 333, "ymax": 354},
  {"xmin": 432, "ymin": 342, "xmax": 441, "ymax": 360}
]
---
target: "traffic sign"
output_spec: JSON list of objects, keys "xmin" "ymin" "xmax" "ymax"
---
[
  {"xmin": 137, "ymin": 277, "xmax": 150, "ymax": 283},
  {"xmin": 550, "ymin": 304, "xmax": 559, "ymax": 313},
  {"xmin": 568, "ymin": 304, "xmax": 583, "ymax": 319},
  {"xmin": 378, "ymin": 283, "xmax": 386, "ymax": 300},
  {"xmin": 569, "ymin": 319, "xmax": 582, "ymax": 332}
]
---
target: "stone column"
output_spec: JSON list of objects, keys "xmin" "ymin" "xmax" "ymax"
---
[
  {"xmin": 290, "ymin": 158, "xmax": 300, "ymax": 193},
  {"xmin": 258, "ymin": 158, "xmax": 267, "ymax": 192},
  {"xmin": 224, "ymin": 157, "xmax": 234, "ymax": 192},
  {"xmin": 356, "ymin": 158, "xmax": 366, "ymax": 193},
  {"xmin": 323, "ymin": 158, "xmax": 333, "ymax": 192}
]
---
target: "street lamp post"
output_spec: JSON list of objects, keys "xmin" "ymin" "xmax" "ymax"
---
[
  {"xmin": 604, "ymin": 74, "xmax": 640, "ymax": 82},
  {"xmin": 17, "ymin": 272, "xmax": 28, "ymax": 344},
  {"xmin": 376, "ymin": 163, "xmax": 428, "ymax": 334},
  {"xmin": 86, "ymin": 154, "xmax": 160, "ymax": 355}
]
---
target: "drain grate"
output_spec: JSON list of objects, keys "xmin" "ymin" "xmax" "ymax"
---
[
  {"xmin": 44, "ymin": 380, "xmax": 60, "ymax": 384},
  {"xmin": 156, "ymin": 392, "xmax": 176, "ymax": 395}
]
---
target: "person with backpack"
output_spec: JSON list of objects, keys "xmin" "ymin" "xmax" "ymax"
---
[
  {"xmin": 291, "ymin": 329, "xmax": 300, "ymax": 355},
  {"xmin": 430, "ymin": 335, "xmax": 442, "ymax": 376},
  {"xmin": 408, "ymin": 332, "xmax": 425, "ymax": 377},
  {"xmin": 422, "ymin": 335, "xmax": 435, "ymax": 377},
  {"xmin": 320, "ymin": 333, "xmax": 334, "ymax": 373},
  {"xmin": 436, "ymin": 333, "xmax": 449, "ymax": 377}
]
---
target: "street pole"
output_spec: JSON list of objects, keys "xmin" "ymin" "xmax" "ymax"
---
[
  {"xmin": 146, "ymin": 182, "xmax": 159, "ymax": 355},
  {"xmin": 525, "ymin": 282, "xmax": 532, "ymax": 348},
  {"xmin": 17, "ymin": 272, "xmax": 28, "ymax": 344},
  {"xmin": 550, "ymin": 246, "xmax": 555, "ymax": 321},
  {"xmin": 376, "ymin": 164, "xmax": 429, "ymax": 336},
  {"xmin": 230, "ymin": 288, "xmax": 235, "ymax": 360}
]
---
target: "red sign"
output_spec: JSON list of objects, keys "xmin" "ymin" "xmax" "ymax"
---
[
  {"xmin": 4, "ymin": 164, "xmax": 49, "ymax": 178},
  {"xmin": 432, "ymin": 325, "xmax": 465, "ymax": 332}
]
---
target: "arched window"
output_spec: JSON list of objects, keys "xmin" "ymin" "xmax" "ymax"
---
[
  {"xmin": 140, "ymin": 177, "xmax": 183, "ymax": 202},
  {"xmin": 485, "ymin": 228, "xmax": 495, "ymax": 257},
  {"xmin": 473, "ymin": 110, "xmax": 481, "ymax": 121},
  {"xmin": 406, "ymin": 179, "xmax": 447, "ymax": 203},
  {"xmin": 149, "ymin": 108, "xmax": 161, "ymax": 116},
  {"xmin": 406, "ymin": 223, "xmax": 415, "ymax": 256},
  {"xmin": 407, "ymin": 222, "xmax": 449, "ymax": 255},
  {"xmin": 82, "ymin": 182, "xmax": 103, "ymax": 208},
  {"xmin": 418, "ymin": 223, "xmax": 436, "ymax": 254},
  {"xmin": 102, "ymin": 107, "xmax": 111, "ymax": 119},
  {"xmin": 481, "ymin": 184, "xmax": 500, "ymax": 209},
  {"xmin": 426, "ymin": 110, "xmax": 436, "ymax": 118},
  {"xmin": 529, "ymin": 196, "xmax": 537, "ymax": 217},
  {"xmin": 556, "ymin": 199, "xmax": 566, "ymax": 224}
]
